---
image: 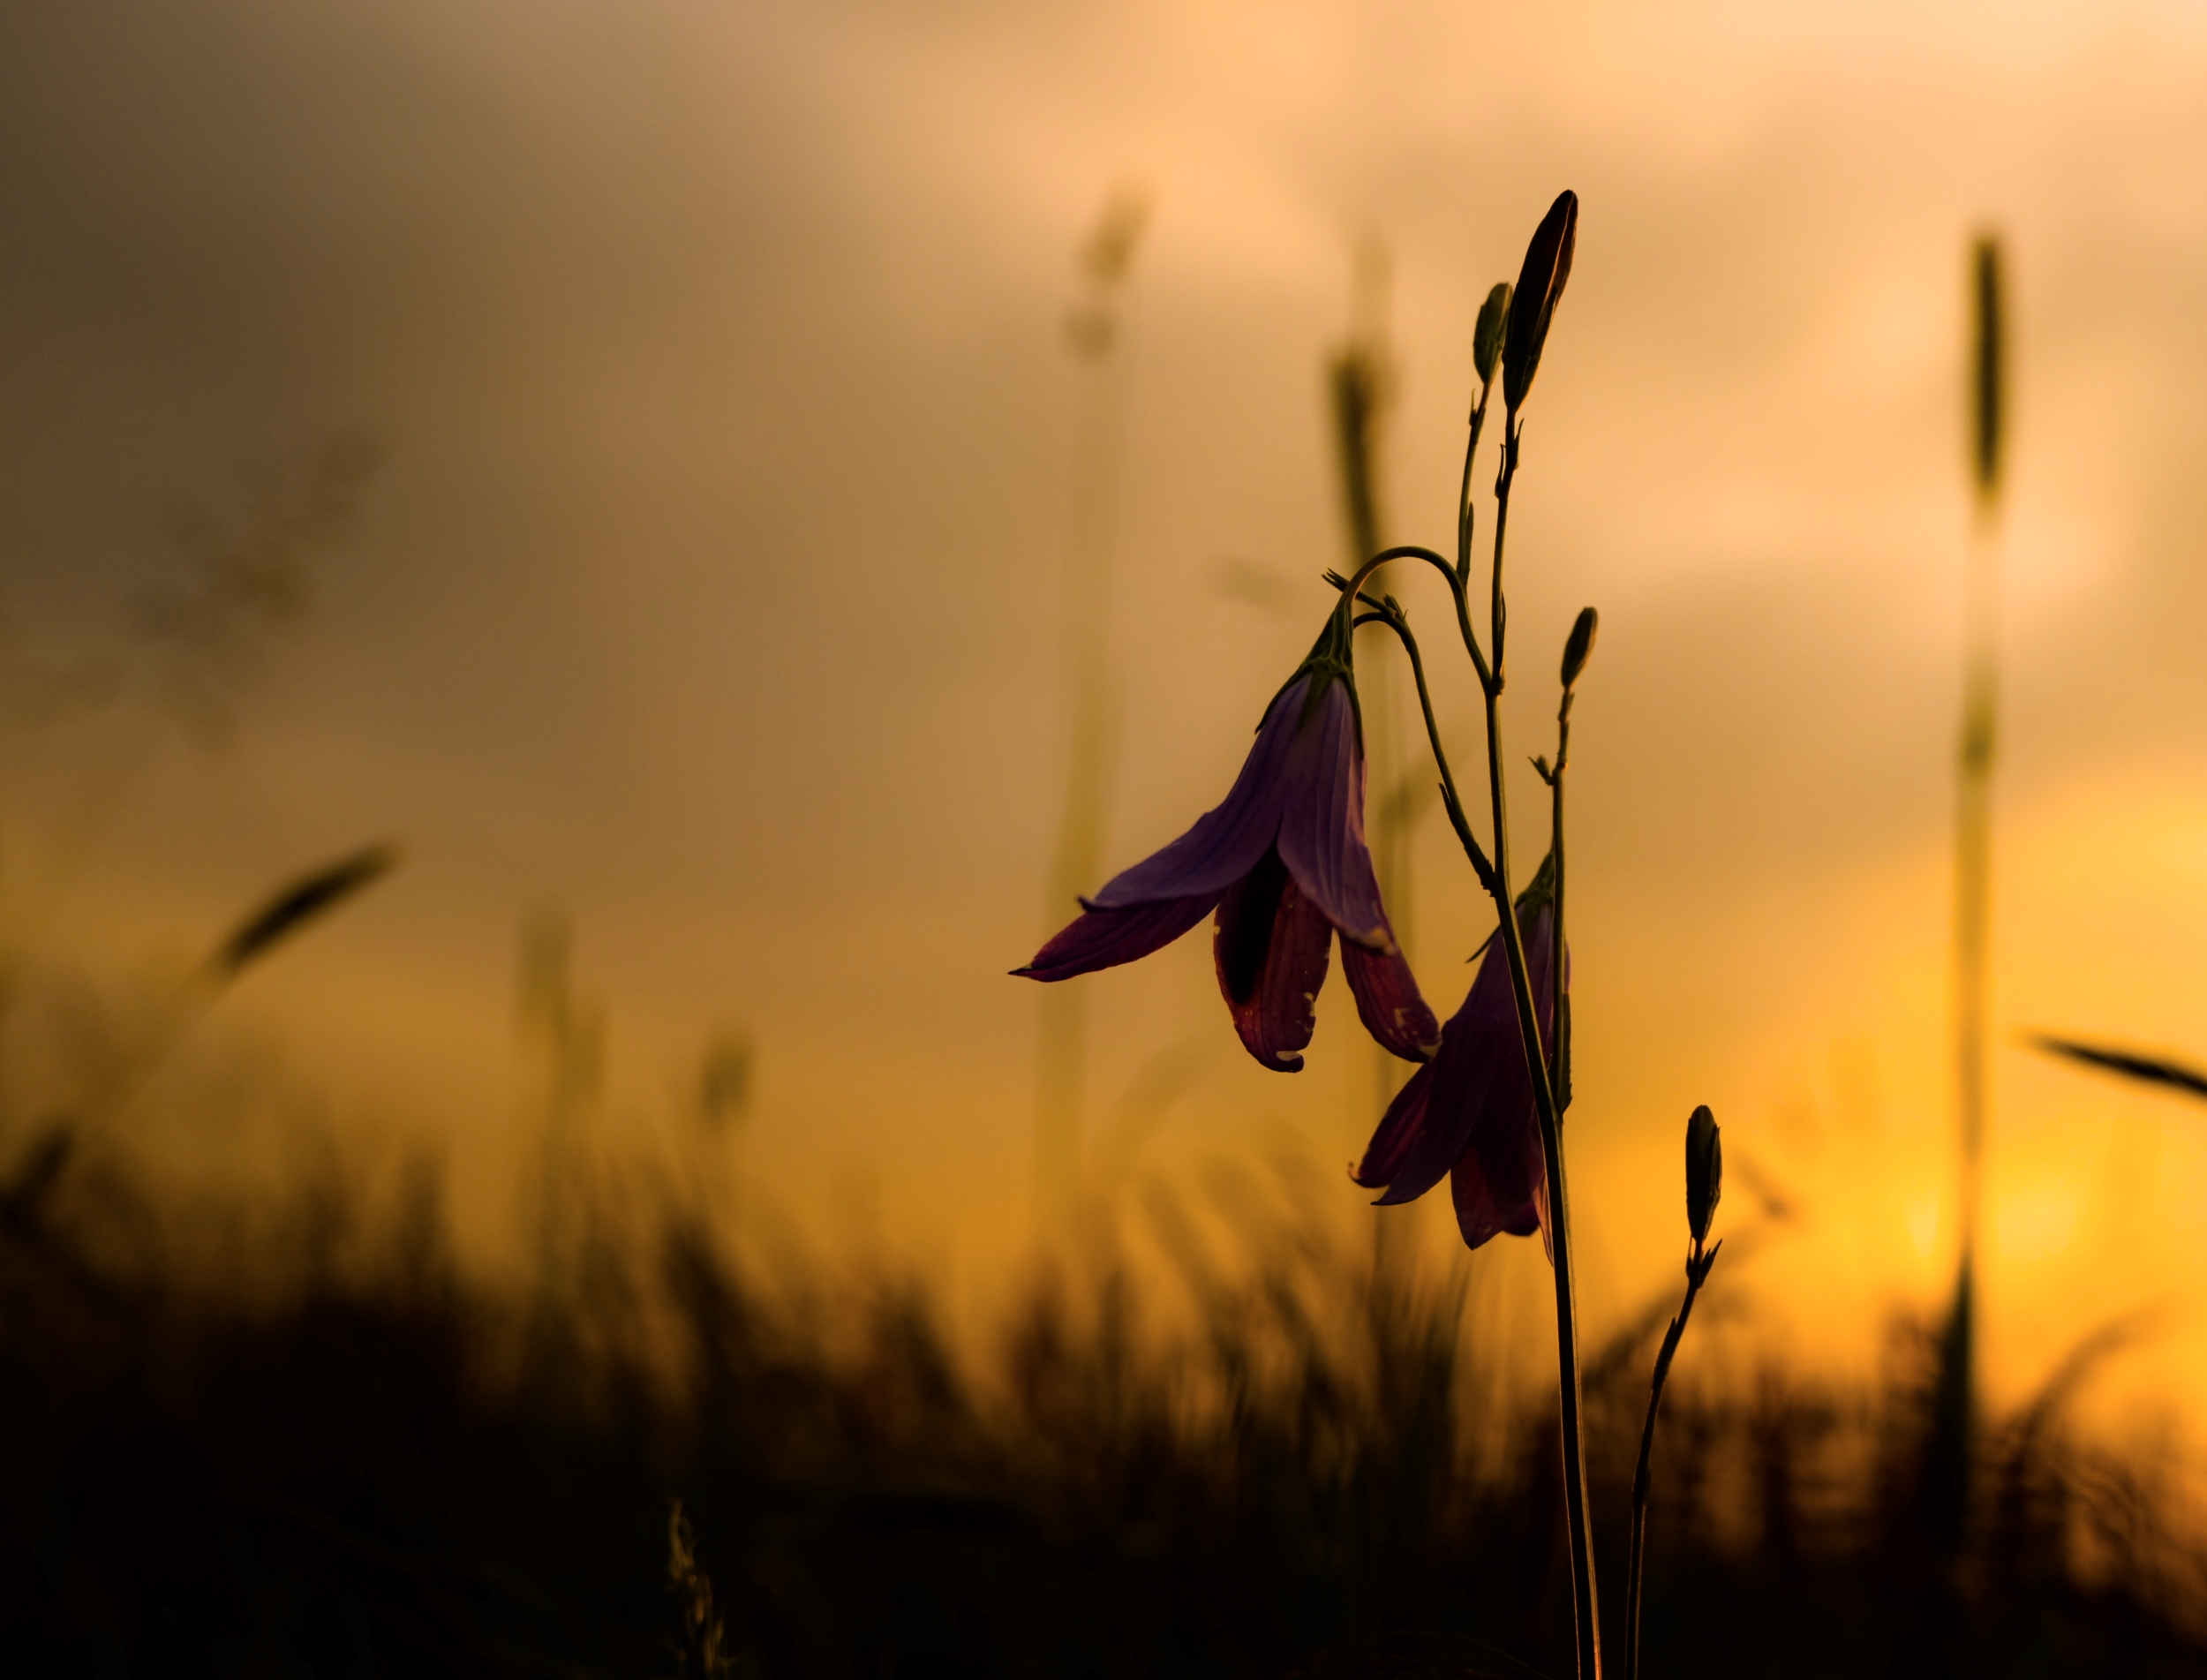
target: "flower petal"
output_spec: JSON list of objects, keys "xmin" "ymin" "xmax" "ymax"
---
[
  {"xmin": 1273, "ymin": 679, "xmax": 1391, "ymax": 951},
  {"xmin": 1352, "ymin": 1058, "xmax": 1435, "ymax": 1188},
  {"xmin": 1342, "ymin": 938, "xmax": 1442, "ymax": 1063},
  {"xmin": 1360, "ymin": 902, "xmax": 1561, "ymax": 1208},
  {"xmin": 1369, "ymin": 942, "xmax": 1518, "ymax": 1204},
  {"xmin": 1083, "ymin": 680, "xmax": 1308, "ymax": 911},
  {"xmin": 1446, "ymin": 904, "xmax": 1560, "ymax": 1250},
  {"xmin": 1015, "ymin": 894, "xmax": 1218, "ymax": 983},
  {"xmin": 1450, "ymin": 1137, "xmax": 1546, "ymax": 1252},
  {"xmin": 1213, "ymin": 852, "xmax": 1333, "ymax": 1073}
]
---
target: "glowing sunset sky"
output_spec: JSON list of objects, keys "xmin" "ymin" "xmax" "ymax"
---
[{"xmin": 4, "ymin": 0, "xmax": 2207, "ymax": 1428}]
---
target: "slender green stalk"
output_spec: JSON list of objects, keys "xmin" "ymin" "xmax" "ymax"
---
[
  {"xmin": 1624, "ymin": 1239, "xmax": 1721, "ymax": 1680},
  {"xmin": 1349, "ymin": 603, "xmax": 1488, "ymax": 892},
  {"xmin": 1489, "ymin": 422, "xmax": 1518, "ymax": 682},
  {"xmin": 1341, "ymin": 545, "xmax": 1494, "ymax": 696},
  {"xmin": 1932, "ymin": 233, "xmax": 2005, "ymax": 1556},
  {"xmin": 1547, "ymin": 689, "xmax": 1573, "ymax": 1108},
  {"xmin": 1955, "ymin": 233, "xmax": 2004, "ymax": 1276},
  {"xmin": 1955, "ymin": 542, "xmax": 1995, "ymax": 1283},
  {"xmin": 1345, "ymin": 395, "xmax": 1599, "ymax": 1679},
  {"xmin": 1484, "ymin": 702, "xmax": 1599, "ymax": 1680},
  {"xmin": 1457, "ymin": 381, "xmax": 1491, "ymax": 588},
  {"xmin": 1480, "ymin": 419, "xmax": 1601, "ymax": 1680}
]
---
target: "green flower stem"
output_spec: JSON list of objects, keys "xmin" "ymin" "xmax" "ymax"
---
[
  {"xmin": 1338, "ymin": 545, "xmax": 1493, "ymax": 697},
  {"xmin": 1489, "ymin": 419, "xmax": 1520, "ymax": 685},
  {"xmin": 1457, "ymin": 379, "xmax": 1493, "ymax": 588},
  {"xmin": 1349, "ymin": 602, "xmax": 1492, "ymax": 893},
  {"xmin": 1483, "ymin": 418, "xmax": 1601, "ymax": 1680},
  {"xmin": 1625, "ymin": 1239, "xmax": 1722, "ymax": 1680},
  {"xmin": 1545, "ymin": 688, "xmax": 1573, "ymax": 1110},
  {"xmin": 1346, "ymin": 402, "xmax": 1600, "ymax": 1680}
]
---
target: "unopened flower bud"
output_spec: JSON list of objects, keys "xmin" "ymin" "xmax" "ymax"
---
[
  {"xmin": 1685, "ymin": 1104, "xmax": 1721, "ymax": 1246},
  {"xmin": 1502, "ymin": 191, "xmax": 1578, "ymax": 415},
  {"xmin": 1560, "ymin": 606, "xmax": 1598, "ymax": 689},
  {"xmin": 1473, "ymin": 283, "xmax": 1512, "ymax": 389}
]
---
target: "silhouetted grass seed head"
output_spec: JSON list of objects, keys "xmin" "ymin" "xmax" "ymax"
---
[{"xmin": 215, "ymin": 843, "xmax": 401, "ymax": 978}]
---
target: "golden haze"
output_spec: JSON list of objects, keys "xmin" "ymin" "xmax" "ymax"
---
[{"xmin": 2, "ymin": 0, "xmax": 2206, "ymax": 1439}]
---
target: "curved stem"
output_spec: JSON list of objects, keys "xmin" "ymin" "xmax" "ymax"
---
[
  {"xmin": 1339, "ymin": 546, "xmax": 1494, "ymax": 694},
  {"xmin": 1626, "ymin": 1240, "xmax": 1721, "ymax": 1680},
  {"xmin": 1351, "ymin": 606, "xmax": 1494, "ymax": 890}
]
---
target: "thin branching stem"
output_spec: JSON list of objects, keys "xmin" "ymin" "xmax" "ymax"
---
[
  {"xmin": 1489, "ymin": 419, "xmax": 1520, "ymax": 689},
  {"xmin": 1457, "ymin": 381, "xmax": 1492, "ymax": 588}
]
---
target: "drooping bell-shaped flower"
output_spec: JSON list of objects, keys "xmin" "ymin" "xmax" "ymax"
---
[
  {"xmin": 1353, "ymin": 855, "xmax": 1563, "ymax": 1252},
  {"xmin": 1015, "ymin": 614, "xmax": 1440, "ymax": 1074}
]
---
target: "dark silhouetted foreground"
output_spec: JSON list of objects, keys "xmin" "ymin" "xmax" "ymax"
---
[{"xmin": 0, "ymin": 1155, "xmax": 2201, "ymax": 1678}]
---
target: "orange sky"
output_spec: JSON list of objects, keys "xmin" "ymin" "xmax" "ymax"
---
[{"xmin": 4, "ymin": 0, "xmax": 2207, "ymax": 1436}]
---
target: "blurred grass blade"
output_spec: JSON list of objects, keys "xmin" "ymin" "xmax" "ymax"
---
[
  {"xmin": 2028, "ymin": 1032, "xmax": 2207, "ymax": 1102},
  {"xmin": 1329, "ymin": 347, "xmax": 1385, "ymax": 566},
  {"xmin": 215, "ymin": 843, "xmax": 400, "ymax": 978},
  {"xmin": 0, "ymin": 1124, "xmax": 75, "ymax": 1225}
]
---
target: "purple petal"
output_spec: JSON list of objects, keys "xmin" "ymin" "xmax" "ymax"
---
[
  {"xmin": 1213, "ymin": 854, "xmax": 1333, "ymax": 1073},
  {"xmin": 1352, "ymin": 1058, "xmax": 1435, "ymax": 1188},
  {"xmin": 1444, "ymin": 904, "xmax": 1561, "ymax": 1250},
  {"xmin": 1364, "ymin": 903, "xmax": 1560, "ymax": 1208},
  {"xmin": 1450, "ymin": 1136, "xmax": 1546, "ymax": 1253},
  {"xmin": 1370, "ymin": 944, "xmax": 1518, "ymax": 1204},
  {"xmin": 1342, "ymin": 938, "xmax": 1442, "ymax": 1063},
  {"xmin": 1274, "ymin": 680, "xmax": 1390, "ymax": 951},
  {"xmin": 1015, "ymin": 894, "xmax": 1218, "ymax": 983},
  {"xmin": 1084, "ymin": 679, "xmax": 1308, "ymax": 910}
]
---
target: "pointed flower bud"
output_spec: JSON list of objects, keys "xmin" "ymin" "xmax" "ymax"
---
[
  {"xmin": 1685, "ymin": 1104, "xmax": 1721, "ymax": 1246},
  {"xmin": 1560, "ymin": 606, "xmax": 1598, "ymax": 689},
  {"xmin": 1502, "ymin": 192, "xmax": 1578, "ymax": 415},
  {"xmin": 1473, "ymin": 283, "xmax": 1511, "ymax": 389}
]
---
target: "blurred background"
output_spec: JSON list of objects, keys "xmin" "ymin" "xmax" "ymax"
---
[{"xmin": 5, "ymin": 1, "xmax": 2207, "ymax": 1671}]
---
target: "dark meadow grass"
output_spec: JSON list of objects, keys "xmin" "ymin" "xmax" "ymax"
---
[{"xmin": 0, "ymin": 1137, "xmax": 2202, "ymax": 1680}]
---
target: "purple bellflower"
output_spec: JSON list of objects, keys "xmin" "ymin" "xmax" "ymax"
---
[
  {"xmin": 1352, "ymin": 855, "xmax": 1563, "ymax": 1254},
  {"xmin": 1015, "ymin": 618, "xmax": 1440, "ymax": 1074}
]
